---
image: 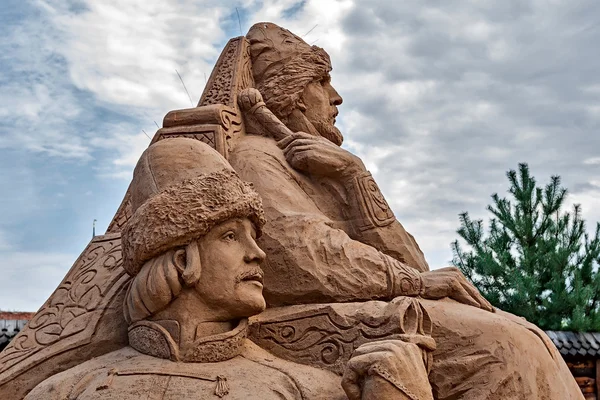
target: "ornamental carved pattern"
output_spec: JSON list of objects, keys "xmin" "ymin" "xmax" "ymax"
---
[
  {"xmin": 162, "ymin": 131, "xmax": 218, "ymax": 148},
  {"xmin": 107, "ymin": 38, "xmax": 251, "ymax": 235},
  {"xmin": 107, "ymin": 191, "xmax": 133, "ymax": 234},
  {"xmin": 0, "ymin": 234, "xmax": 129, "ymax": 383},
  {"xmin": 199, "ymin": 37, "xmax": 254, "ymax": 109},
  {"xmin": 248, "ymin": 298, "xmax": 433, "ymax": 375},
  {"xmin": 219, "ymin": 107, "xmax": 243, "ymax": 154},
  {"xmin": 238, "ymin": 40, "xmax": 255, "ymax": 94},
  {"xmin": 155, "ymin": 124, "xmax": 226, "ymax": 156},
  {"xmin": 354, "ymin": 172, "xmax": 396, "ymax": 231},
  {"xmin": 200, "ymin": 40, "xmax": 238, "ymax": 107}
]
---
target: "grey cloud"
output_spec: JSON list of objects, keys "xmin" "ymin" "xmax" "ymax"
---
[
  {"xmin": 0, "ymin": 248, "xmax": 76, "ymax": 311},
  {"xmin": 570, "ymin": 182, "xmax": 600, "ymax": 194},
  {"xmin": 332, "ymin": 0, "xmax": 600, "ymax": 267}
]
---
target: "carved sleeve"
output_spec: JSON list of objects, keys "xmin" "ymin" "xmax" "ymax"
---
[
  {"xmin": 382, "ymin": 256, "xmax": 423, "ymax": 298},
  {"xmin": 230, "ymin": 142, "xmax": 423, "ymax": 306},
  {"xmin": 343, "ymin": 171, "xmax": 430, "ymax": 273}
]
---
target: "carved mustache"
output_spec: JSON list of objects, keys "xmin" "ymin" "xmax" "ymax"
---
[{"xmin": 235, "ymin": 268, "xmax": 264, "ymax": 284}]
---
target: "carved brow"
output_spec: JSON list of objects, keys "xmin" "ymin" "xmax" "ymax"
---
[{"xmin": 321, "ymin": 74, "xmax": 331, "ymax": 83}]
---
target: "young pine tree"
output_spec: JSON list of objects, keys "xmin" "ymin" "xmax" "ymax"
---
[{"xmin": 452, "ymin": 163, "xmax": 600, "ymax": 331}]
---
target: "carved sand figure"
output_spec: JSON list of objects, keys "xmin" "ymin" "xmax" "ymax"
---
[
  {"xmin": 24, "ymin": 138, "xmax": 434, "ymax": 399},
  {"xmin": 0, "ymin": 21, "xmax": 584, "ymax": 400},
  {"xmin": 228, "ymin": 22, "xmax": 584, "ymax": 399}
]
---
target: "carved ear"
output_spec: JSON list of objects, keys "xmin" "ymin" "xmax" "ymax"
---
[
  {"xmin": 173, "ymin": 242, "xmax": 202, "ymax": 287},
  {"xmin": 296, "ymin": 97, "xmax": 307, "ymax": 112}
]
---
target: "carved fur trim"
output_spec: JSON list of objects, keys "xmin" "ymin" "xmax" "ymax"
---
[
  {"xmin": 183, "ymin": 319, "xmax": 248, "ymax": 363},
  {"xmin": 128, "ymin": 319, "xmax": 249, "ymax": 363},
  {"xmin": 121, "ymin": 169, "xmax": 265, "ymax": 276}
]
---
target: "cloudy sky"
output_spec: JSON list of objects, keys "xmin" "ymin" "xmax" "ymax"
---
[{"xmin": 2, "ymin": 0, "xmax": 600, "ymax": 311}]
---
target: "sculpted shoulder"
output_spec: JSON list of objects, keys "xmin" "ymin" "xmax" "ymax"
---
[
  {"xmin": 242, "ymin": 340, "xmax": 346, "ymax": 400},
  {"xmin": 231, "ymin": 134, "xmax": 283, "ymax": 161},
  {"xmin": 25, "ymin": 347, "xmax": 140, "ymax": 400}
]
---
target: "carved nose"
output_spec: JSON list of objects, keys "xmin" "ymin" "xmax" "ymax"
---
[
  {"xmin": 330, "ymin": 93, "xmax": 342, "ymax": 106},
  {"xmin": 325, "ymin": 82, "xmax": 343, "ymax": 106},
  {"xmin": 244, "ymin": 241, "xmax": 266, "ymax": 264}
]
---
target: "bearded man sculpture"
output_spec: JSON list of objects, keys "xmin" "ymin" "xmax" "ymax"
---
[
  {"xmin": 2, "ymin": 21, "xmax": 584, "ymax": 400},
  {"xmin": 228, "ymin": 22, "xmax": 583, "ymax": 400}
]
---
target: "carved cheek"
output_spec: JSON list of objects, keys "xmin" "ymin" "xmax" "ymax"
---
[
  {"xmin": 202, "ymin": 245, "xmax": 230, "ymax": 279},
  {"xmin": 218, "ymin": 243, "xmax": 245, "ymax": 277},
  {"xmin": 303, "ymin": 83, "xmax": 328, "ymax": 113}
]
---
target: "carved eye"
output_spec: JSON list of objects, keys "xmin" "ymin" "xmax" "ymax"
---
[{"xmin": 222, "ymin": 231, "xmax": 236, "ymax": 242}]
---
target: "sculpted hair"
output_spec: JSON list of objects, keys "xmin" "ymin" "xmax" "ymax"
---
[
  {"xmin": 124, "ymin": 250, "xmax": 182, "ymax": 324},
  {"xmin": 123, "ymin": 242, "xmax": 202, "ymax": 324}
]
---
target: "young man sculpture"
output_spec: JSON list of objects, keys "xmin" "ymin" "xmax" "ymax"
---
[
  {"xmin": 228, "ymin": 22, "xmax": 583, "ymax": 399},
  {"xmin": 25, "ymin": 138, "xmax": 432, "ymax": 400}
]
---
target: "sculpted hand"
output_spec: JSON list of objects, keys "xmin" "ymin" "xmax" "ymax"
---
[
  {"xmin": 420, "ymin": 267, "xmax": 494, "ymax": 312},
  {"xmin": 277, "ymin": 132, "xmax": 365, "ymax": 178},
  {"xmin": 342, "ymin": 340, "xmax": 433, "ymax": 400}
]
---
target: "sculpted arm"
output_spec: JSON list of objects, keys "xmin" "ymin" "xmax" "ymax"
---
[
  {"xmin": 278, "ymin": 132, "xmax": 430, "ymax": 273},
  {"xmin": 231, "ymin": 144, "xmax": 493, "ymax": 311},
  {"xmin": 230, "ymin": 146, "xmax": 422, "ymax": 305}
]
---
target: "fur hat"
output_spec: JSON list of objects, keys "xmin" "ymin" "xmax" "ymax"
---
[{"xmin": 121, "ymin": 138, "xmax": 265, "ymax": 276}]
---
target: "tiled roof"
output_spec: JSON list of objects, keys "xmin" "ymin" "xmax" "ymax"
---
[{"xmin": 546, "ymin": 330, "xmax": 600, "ymax": 357}]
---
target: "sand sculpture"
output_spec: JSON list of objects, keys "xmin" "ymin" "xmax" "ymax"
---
[
  {"xmin": 0, "ymin": 22, "xmax": 584, "ymax": 399},
  {"xmin": 23, "ymin": 139, "xmax": 347, "ymax": 399}
]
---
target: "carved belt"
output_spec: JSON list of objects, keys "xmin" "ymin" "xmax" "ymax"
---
[{"xmin": 95, "ymin": 367, "xmax": 230, "ymax": 398}]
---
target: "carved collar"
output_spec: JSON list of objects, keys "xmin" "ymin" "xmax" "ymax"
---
[{"xmin": 128, "ymin": 319, "xmax": 248, "ymax": 363}]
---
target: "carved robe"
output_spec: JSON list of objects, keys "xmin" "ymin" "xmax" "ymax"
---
[
  {"xmin": 25, "ymin": 320, "xmax": 346, "ymax": 400},
  {"xmin": 229, "ymin": 134, "xmax": 427, "ymax": 307},
  {"xmin": 229, "ymin": 134, "xmax": 583, "ymax": 400}
]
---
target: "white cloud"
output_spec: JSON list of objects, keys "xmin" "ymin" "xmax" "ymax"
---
[
  {"xmin": 569, "ymin": 190, "xmax": 600, "ymax": 234},
  {"xmin": 90, "ymin": 125, "xmax": 151, "ymax": 178},
  {"xmin": 584, "ymin": 157, "xmax": 600, "ymax": 165},
  {"xmin": 0, "ymin": 249, "xmax": 75, "ymax": 312},
  {"xmin": 42, "ymin": 0, "xmax": 227, "ymax": 111}
]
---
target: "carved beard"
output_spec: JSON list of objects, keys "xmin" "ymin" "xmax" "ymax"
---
[
  {"xmin": 284, "ymin": 109, "xmax": 344, "ymax": 146},
  {"xmin": 311, "ymin": 119, "xmax": 343, "ymax": 146}
]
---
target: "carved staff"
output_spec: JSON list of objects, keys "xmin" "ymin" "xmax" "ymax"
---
[{"xmin": 237, "ymin": 88, "xmax": 293, "ymax": 141}]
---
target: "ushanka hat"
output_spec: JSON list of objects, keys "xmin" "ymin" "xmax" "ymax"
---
[{"xmin": 121, "ymin": 138, "xmax": 265, "ymax": 276}]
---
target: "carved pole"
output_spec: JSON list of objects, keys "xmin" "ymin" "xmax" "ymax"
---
[{"xmin": 237, "ymin": 88, "xmax": 293, "ymax": 141}]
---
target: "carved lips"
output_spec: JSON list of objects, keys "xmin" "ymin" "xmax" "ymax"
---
[
  {"xmin": 331, "ymin": 107, "xmax": 339, "ymax": 124},
  {"xmin": 236, "ymin": 268, "xmax": 264, "ymax": 285}
]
